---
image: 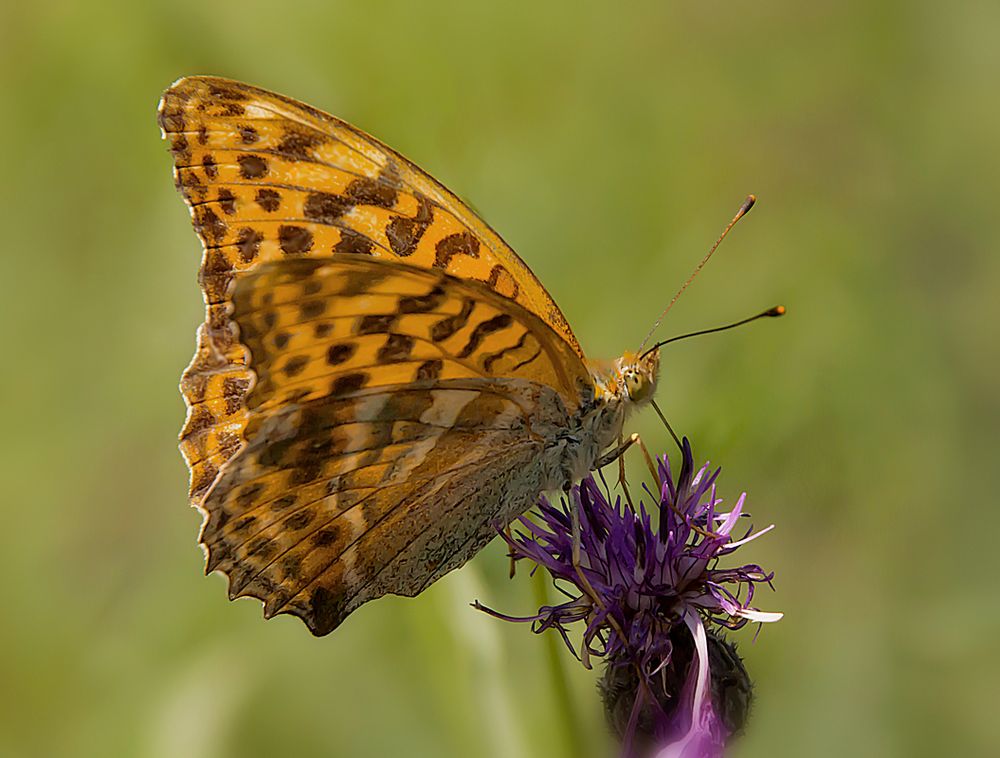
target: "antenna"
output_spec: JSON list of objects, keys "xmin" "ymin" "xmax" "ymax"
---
[
  {"xmin": 640, "ymin": 305, "xmax": 785, "ymax": 359},
  {"xmin": 636, "ymin": 194, "xmax": 757, "ymax": 353}
]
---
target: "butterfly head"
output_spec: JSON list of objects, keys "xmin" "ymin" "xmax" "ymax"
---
[{"xmin": 612, "ymin": 349, "xmax": 661, "ymax": 409}]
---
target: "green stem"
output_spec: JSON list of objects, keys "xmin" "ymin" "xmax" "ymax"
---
[{"xmin": 532, "ymin": 568, "xmax": 587, "ymax": 758}]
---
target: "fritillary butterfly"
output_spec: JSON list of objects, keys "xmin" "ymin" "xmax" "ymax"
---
[{"xmin": 158, "ymin": 77, "xmax": 660, "ymax": 635}]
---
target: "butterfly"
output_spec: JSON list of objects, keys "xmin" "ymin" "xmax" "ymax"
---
[{"xmin": 158, "ymin": 76, "xmax": 661, "ymax": 636}]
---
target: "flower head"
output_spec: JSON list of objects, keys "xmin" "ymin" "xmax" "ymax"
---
[{"xmin": 476, "ymin": 439, "xmax": 780, "ymax": 758}]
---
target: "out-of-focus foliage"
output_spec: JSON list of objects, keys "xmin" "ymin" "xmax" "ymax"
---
[{"xmin": 2, "ymin": 2, "xmax": 996, "ymax": 757}]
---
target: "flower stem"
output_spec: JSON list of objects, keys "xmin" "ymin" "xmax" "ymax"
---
[{"xmin": 533, "ymin": 568, "xmax": 587, "ymax": 757}]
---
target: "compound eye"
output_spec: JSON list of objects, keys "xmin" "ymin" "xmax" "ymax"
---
[{"xmin": 625, "ymin": 372, "xmax": 644, "ymax": 400}]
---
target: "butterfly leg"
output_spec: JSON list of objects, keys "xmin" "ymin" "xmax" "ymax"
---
[
  {"xmin": 633, "ymin": 434, "xmax": 661, "ymax": 485},
  {"xmin": 505, "ymin": 525, "xmax": 517, "ymax": 579},
  {"xmin": 594, "ymin": 433, "xmax": 640, "ymax": 469},
  {"xmin": 594, "ymin": 433, "xmax": 640, "ymax": 511}
]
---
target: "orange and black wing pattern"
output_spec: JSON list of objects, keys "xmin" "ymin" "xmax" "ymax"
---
[
  {"xmin": 197, "ymin": 256, "xmax": 587, "ymax": 634},
  {"xmin": 157, "ymin": 76, "xmax": 583, "ymax": 503}
]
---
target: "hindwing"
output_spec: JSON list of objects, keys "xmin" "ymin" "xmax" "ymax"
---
[
  {"xmin": 188, "ymin": 256, "xmax": 594, "ymax": 633},
  {"xmin": 201, "ymin": 378, "xmax": 565, "ymax": 635}
]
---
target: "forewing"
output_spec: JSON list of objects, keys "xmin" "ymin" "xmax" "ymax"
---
[{"xmin": 157, "ymin": 75, "xmax": 581, "ymax": 347}]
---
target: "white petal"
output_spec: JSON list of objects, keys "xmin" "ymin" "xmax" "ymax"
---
[
  {"xmin": 725, "ymin": 523, "xmax": 775, "ymax": 549},
  {"xmin": 738, "ymin": 608, "xmax": 784, "ymax": 623}
]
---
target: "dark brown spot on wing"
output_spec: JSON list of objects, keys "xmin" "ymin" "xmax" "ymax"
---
[
  {"xmin": 202, "ymin": 154, "xmax": 218, "ymax": 179},
  {"xmin": 256, "ymin": 188, "xmax": 281, "ymax": 212},
  {"xmin": 237, "ymin": 154, "xmax": 268, "ymax": 179},
  {"xmin": 170, "ymin": 136, "xmax": 190, "ymax": 164},
  {"xmin": 398, "ymin": 286, "xmax": 445, "ymax": 314},
  {"xmin": 283, "ymin": 355, "xmax": 308, "ymax": 377},
  {"xmin": 434, "ymin": 231, "xmax": 480, "ymax": 268},
  {"xmin": 234, "ymin": 483, "xmax": 265, "ymax": 511},
  {"xmin": 357, "ymin": 314, "xmax": 397, "ymax": 334},
  {"xmin": 344, "ymin": 177, "xmax": 397, "ymax": 209},
  {"xmin": 288, "ymin": 458, "xmax": 323, "ymax": 487},
  {"xmin": 209, "ymin": 83, "xmax": 247, "ymax": 101},
  {"xmin": 334, "ymin": 229, "xmax": 374, "ymax": 256},
  {"xmin": 300, "ymin": 299, "xmax": 326, "ymax": 319},
  {"xmin": 236, "ymin": 227, "xmax": 263, "ymax": 263},
  {"xmin": 330, "ymin": 372, "xmax": 368, "ymax": 396},
  {"xmin": 430, "ymin": 299, "xmax": 475, "ymax": 342},
  {"xmin": 217, "ymin": 430, "xmax": 241, "ymax": 459},
  {"xmin": 246, "ymin": 537, "xmax": 278, "ymax": 561},
  {"xmin": 239, "ymin": 125, "xmax": 258, "ymax": 144},
  {"xmin": 195, "ymin": 207, "xmax": 227, "ymax": 243},
  {"xmin": 217, "ymin": 188, "xmax": 236, "ymax": 214},
  {"xmin": 279, "ymin": 225, "xmax": 313, "ymax": 254},
  {"xmin": 231, "ymin": 514, "xmax": 256, "ymax": 535},
  {"xmin": 313, "ymin": 526, "xmax": 340, "ymax": 547},
  {"xmin": 458, "ymin": 314, "xmax": 513, "ymax": 358},
  {"xmin": 275, "ymin": 128, "xmax": 324, "ymax": 161},
  {"xmin": 258, "ymin": 434, "xmax": 296, "ymax": 467},
  {"xmin": 185, "ymin": 406, "xmax": 216, "ymax": 436},
  {"xmin": 202, "ymin": 247, "xmax": 230, "ymax": 273},
  {"xmin": 303, "ymin": 191, "xmax": 350, "ymax": 224},
  {"xmin": 385, "ymin": 194, "xmax": 433, "ymax": 256},
  {"xmin": 284, "ymin": 508, "xmax": 315, "ymax": 531},
  {"xmin": 222, "ymin": 376, "xmax": 251, "ymax": 414},
  {"xmin": 271, "ymin": 494, "xmax": 299, "ymax": 511},
  {"xmin": 326, "ymin": 343, "xmax": 356, "ymax": 365},
  {"xmin": 377, "ymin": 334, "xmax": 414, "ymax": 363},
  {"xmin": 280, "ymin": 554, "xmax": 303, "ymax": 579},
  {"xmin": 200, "ymin": 250, "xmax": 233, "ymax": 305},
  {"xmin": 179, "ymin": 167, "xmax": 206, "ymax": 199},
  {"xmin": 415, "ymin": 359, "xmax": 443, "ymax": 381}
]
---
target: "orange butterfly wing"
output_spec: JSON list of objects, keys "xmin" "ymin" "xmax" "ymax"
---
[
  {"xmin": 158, "ymin": 76, "xmax": 584, "ymax": 502},
  {"xmin": 198, "ymin": 257, "xmax": 589, "ymax": 634}
]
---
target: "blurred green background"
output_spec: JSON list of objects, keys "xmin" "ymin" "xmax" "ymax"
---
[{"xmin": 3, "ymin": 1, "xmax": 998, "ymax": 756}]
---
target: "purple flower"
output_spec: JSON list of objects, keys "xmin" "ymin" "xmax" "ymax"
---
[{"xmin": 476, "ymin": 439, "xmax": 780, "ymax": 758}]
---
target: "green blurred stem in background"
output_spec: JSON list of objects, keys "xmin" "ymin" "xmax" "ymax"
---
[{"xmin": 533, "ymin": 568, "xmax": 587, "ymax": 757}]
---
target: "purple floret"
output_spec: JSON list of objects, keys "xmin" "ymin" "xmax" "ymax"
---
[{"xmin": 476, "ymin": 439, "xmax": 780, "ymax": 758}]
